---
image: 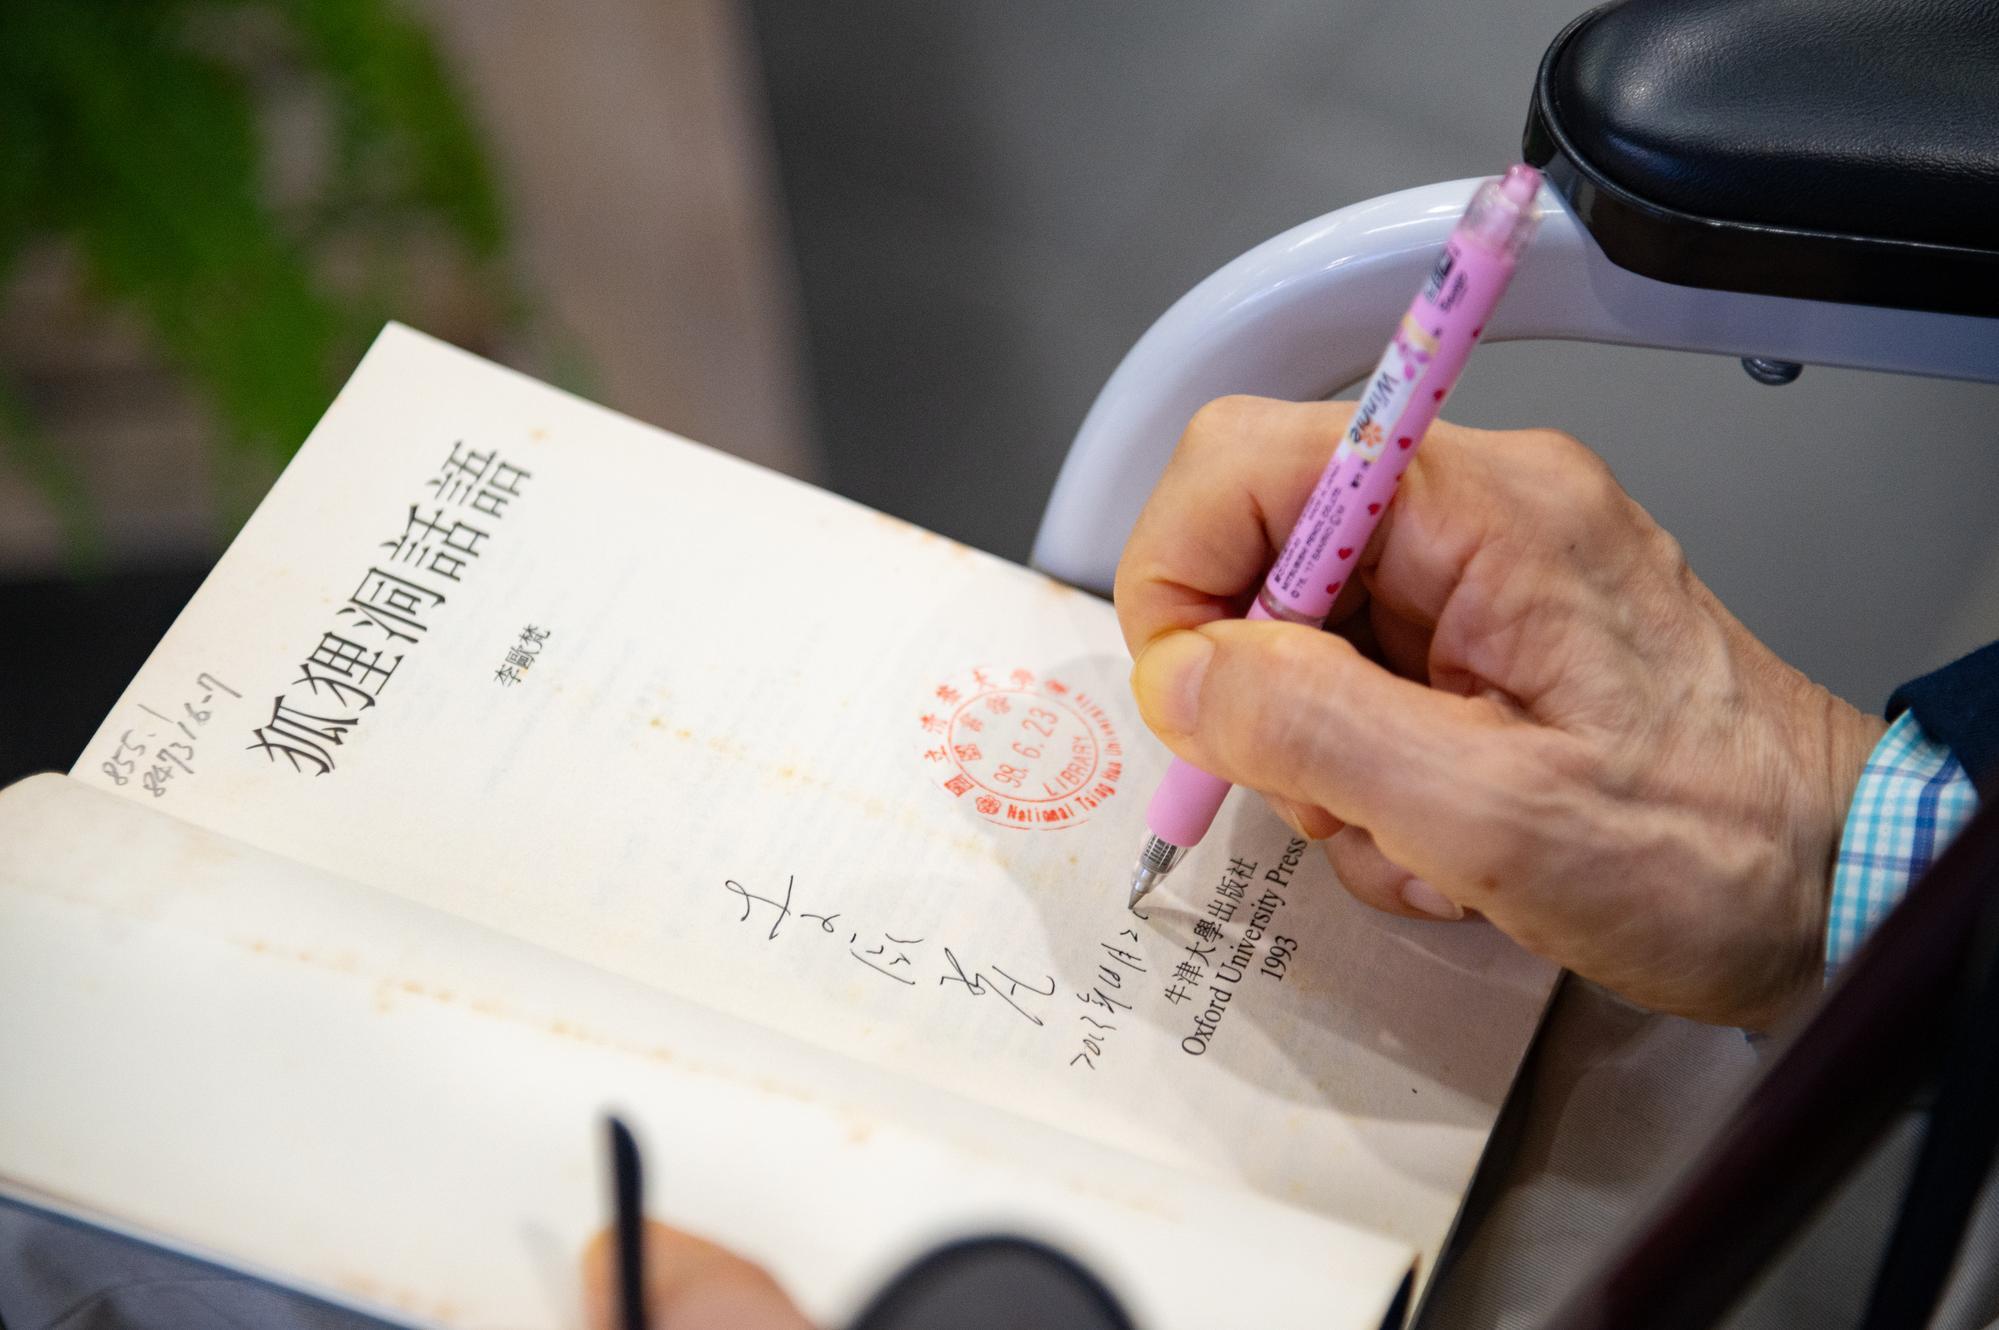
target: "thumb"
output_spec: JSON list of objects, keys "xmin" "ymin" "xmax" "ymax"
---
[{"xmin": 1130, "ymin": 621, "xmax": 1529, "ymax": 871}]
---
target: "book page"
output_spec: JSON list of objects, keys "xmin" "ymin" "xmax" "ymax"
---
[
  {"xmin": 0, "ymin": 775, "xmax": 1415, "ymax": 1330},
  {"xmin": 74, "ymin": 324, "xmax": 1556, "ymax": 1281}
]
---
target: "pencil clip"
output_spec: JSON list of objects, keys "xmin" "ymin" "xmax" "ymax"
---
[{"xmin": 607, "ymin": 1115, "xmax": 647, "ymax": 1330}]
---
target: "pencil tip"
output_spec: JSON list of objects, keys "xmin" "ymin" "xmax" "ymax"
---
[{"xmin": 1128, "ymin": 835, "xmax": 1185, "ymax": 909}]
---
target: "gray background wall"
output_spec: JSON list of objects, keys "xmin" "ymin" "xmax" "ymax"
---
[{"xmin": 748, "ymin": 0, "xmax": 1999, "ymax": 710}]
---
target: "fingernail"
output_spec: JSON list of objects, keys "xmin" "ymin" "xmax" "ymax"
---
[
  {"xmin": 1131, "ymin": 631, "xmax": 1215, "ymax": 735},
  {"xmin": 1400, "ymin": 877, "xmax": 1464, "ymax": 921}
]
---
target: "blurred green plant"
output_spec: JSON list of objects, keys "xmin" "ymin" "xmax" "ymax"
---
[{"xmin": 0, "ymin": 0, "xmax": 509, "ymax": 558}]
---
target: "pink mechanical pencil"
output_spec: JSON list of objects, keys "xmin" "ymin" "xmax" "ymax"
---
[{"xmin": 1127, "ymin": 164, "xmax": 1543, "ymax": 907}]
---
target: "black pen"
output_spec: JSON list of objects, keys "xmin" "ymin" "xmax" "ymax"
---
[{"xmin": 608, "ymin": 1116, "xmax": 648, "ymax": 1330}]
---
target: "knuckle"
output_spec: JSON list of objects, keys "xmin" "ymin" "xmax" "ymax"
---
[
  {"xmin": 1519, "ymin": 426, "xmax": 1605, "ymax": 490},
  {"xmin": 1644, "ymin": 520, "xmax": 1690, "ymax": 580},
  {"xmin": 1560, "ymin": 450, "xmax": 1622, "ymax": 515},
  {"xmin": 1527, "ymin": 425, "xmax": 1589, "ymax": 460},
  {"xmin": 1525, "ymin": 440, "xmax": 1631, "ymax": 551},
  {"xmin": 1183, "ymin": 394, "xmax": 1266, "ymax": 451},
  {"xmin": 1261, "ymin": 622, "xmax": 1333, "ymax": 680}
]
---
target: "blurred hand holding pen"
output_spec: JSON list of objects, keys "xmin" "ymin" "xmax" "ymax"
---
[{"xmin": 584, "ymin": 1117, "xmax": 1133, "ymax": 1330}]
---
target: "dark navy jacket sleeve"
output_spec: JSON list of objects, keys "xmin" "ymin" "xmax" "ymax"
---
[{"xmin": 1887, "ymin": 639, "xmax": 1999, "ymax": 800}]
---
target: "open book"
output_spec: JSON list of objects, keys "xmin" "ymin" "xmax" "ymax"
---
[{"xmin": 0, "ymin": 325, "xmax": 1556, "ymax": 1330}]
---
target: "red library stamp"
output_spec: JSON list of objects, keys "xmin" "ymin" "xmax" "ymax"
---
[{"xmin": 916, "ymin": 666, "xmax": 1123, "ymax": 829}]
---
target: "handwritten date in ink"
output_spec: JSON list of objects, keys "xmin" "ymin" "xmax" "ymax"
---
[
  {"xmin": 1071, "ymin": 930, "xmax": 1147, "ymax": 1071},
  {"xmin": 99, "ymin": 673, "xmax": 241, "ymax": 798}
]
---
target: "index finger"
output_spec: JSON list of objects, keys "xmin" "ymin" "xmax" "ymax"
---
[{"xmin": 1113, "ymin": 396, "xmax": 1355, "ymax": 657}]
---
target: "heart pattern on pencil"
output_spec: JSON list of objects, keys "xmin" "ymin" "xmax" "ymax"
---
[
  {"xmin": 1367, "ymin": 503, "xmax": 1381, "ymax": 515},
  {"xmin": 1432, "ymin": 389, "xmax": 1444, "ymax": 401},
  {"xmin": 1325, "ymin": 581, "xmax": 1341, "ymax": 595},
  {"xmin": 1337, "ymin": 548, "xmax": 1354, "ymax": 560},
  {"xmin": 1398, "ymin": 436, "xmax": 1413, "ymax": 450}
]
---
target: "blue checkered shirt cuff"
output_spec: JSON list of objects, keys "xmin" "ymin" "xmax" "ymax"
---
[{"xmin": 1826, "ymin": 712, "xmax": 1980, "ymax": 977}]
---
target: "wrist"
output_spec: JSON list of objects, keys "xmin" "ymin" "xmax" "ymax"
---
[{"xmin": 1724, "ymin": 677, "xmax": 1882, "ymax": 1031}]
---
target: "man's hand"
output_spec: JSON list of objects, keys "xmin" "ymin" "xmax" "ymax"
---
[
  {"xmin": 583, "ymin": 1221, "xmax": 812, "ymax": 1330},
  {"xmin": 1116, "ymin": 396, "xmax": 1882, "ymax": 1029}
]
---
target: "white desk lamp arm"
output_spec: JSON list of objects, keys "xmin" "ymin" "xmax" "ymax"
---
[{"xmin": 1031, "ymin": 178, "xmax": 1999, "ymax": 595}]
